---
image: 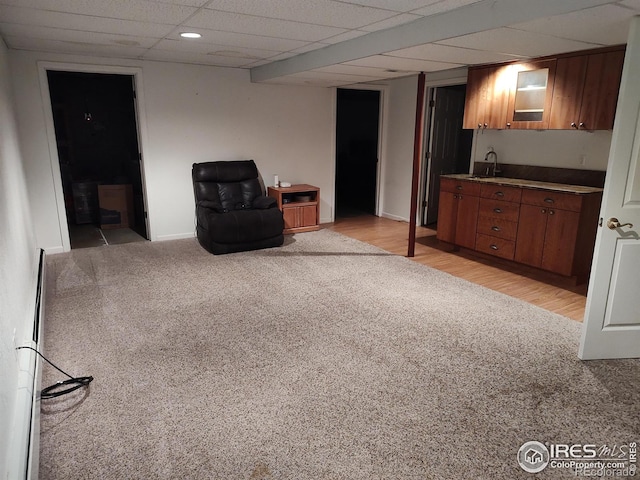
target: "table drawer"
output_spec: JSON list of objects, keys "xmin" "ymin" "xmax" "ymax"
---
[
  {"xmin": 480, "ymin": 184, "xmax": 522, "ymax": 203},
  {"xmin": 440, "ymin": 178, "xmax": 481, "ymax": 196},
  {"xmin": 476, "ymin": 216, "xmax": 518, "ymax": 241},
  {"xmin": 475, "ymin": 234, "xmax": 515, "ymax": 260},
  {"xmin": 521, "ymin": 189, "xmax": 583, "ymax": 212},
  {"xmin": 478, "ymin": 198, "xmax": 520, "ymax": 222}
]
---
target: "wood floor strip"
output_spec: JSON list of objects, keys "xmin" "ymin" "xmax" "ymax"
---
[{"xmin": 326, "ymin": 215, "xmax": 587, "ymax": 322}]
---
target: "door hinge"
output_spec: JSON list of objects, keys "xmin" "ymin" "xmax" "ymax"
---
[
  {"xmin": 132, "ymin": 89, "xmax": 137, "ymax": 99},
  {"xmin": 144, "ymin": 211, "xmax": 148, "ymax": 219},
  {"xmin": 429, "ymin": 99, "xmax": 435, "ymax": 108},
  {"xmin": 422, "ymin": 200, "xmax": 427, "ymax": 207},
  {"xmin": 138, "ymin": 152, "xmax": 142, "ymax": 161}
]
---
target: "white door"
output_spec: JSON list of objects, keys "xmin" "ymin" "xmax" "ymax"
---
[{"xmin": 579, "ymin": 16, "xmax": 640, "ymax": 360}]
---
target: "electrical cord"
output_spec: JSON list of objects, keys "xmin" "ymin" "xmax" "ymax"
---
[{"xmin": 16, "ymin": 346, "xmax": 93, "ymax": 399}]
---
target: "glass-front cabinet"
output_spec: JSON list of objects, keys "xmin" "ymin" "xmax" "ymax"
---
[{"xmin": 507, "ymin": 60, "xmax": 557, "ymax": 129}]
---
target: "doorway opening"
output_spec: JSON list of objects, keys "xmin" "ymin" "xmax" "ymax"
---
[
  {"xmin": 422, "ymin": 84, "xmax": 473, "ymax": 227},
  {"xmin": 335, "ymin": 88, "xmax": 381, "ymax": 219},
  {"xmin": 47, "ymin": 71, "xmax": 148, "ymax": 249}
]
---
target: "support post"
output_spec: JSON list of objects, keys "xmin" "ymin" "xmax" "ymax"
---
[{"xmin": 408, "ymin": 72, "xmax": 426, "ymax": 257}]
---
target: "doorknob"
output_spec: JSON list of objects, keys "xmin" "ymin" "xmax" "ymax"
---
[{"xmin": 607, "ymin": 217, "xmax": 634, "ymax": 229}]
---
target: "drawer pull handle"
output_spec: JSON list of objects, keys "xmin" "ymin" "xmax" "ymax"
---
[
  {"xmin": 456, "ymin": 185, "xmax": 463, "ymax": 190},
  {"xmin": 544, "ymin": 198, "xmax": 554, "ymax": 204},
  {"xmin": 493, "ymin": 208, "xmax": 502, "ymax": 213},
  {"xmin": 495, "ymin": 191, "xmax": 504, "ymax": 197},
  {"xmin": 490, "ymin": 244, "xmax": 498, "ymax": 250},
  {"xmin": 491, "ymin": 226, "xmax": 501, "ymax": 232},
  {"xmin": 541, "ymin": 209, "xmax": 547, "ymax": 214},
  {"xmin": 549, "ymin": 210, "xmax": 555, "ymax": 215}
]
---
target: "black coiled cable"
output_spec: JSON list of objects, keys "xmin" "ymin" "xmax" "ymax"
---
[{"xmin": 16, "ymin": 346, "xmax": 93, "ymax": 399}]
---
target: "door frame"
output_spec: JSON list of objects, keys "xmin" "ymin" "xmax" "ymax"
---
[
  {"xmin": 333, "ymin": 84, "xmax": 388, "ymax": 219},
  {"xmin": 37, "ymin": 61, "xmax": 152, "ymax": 252},
  {"xmin": 419, "ymin": 73, "xmax": 468, "ymax": 226}
]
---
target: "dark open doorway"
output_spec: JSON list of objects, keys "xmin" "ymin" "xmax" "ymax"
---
[
  {"xmin": 335, "ymin": 88, "xmax": 380, "ymax": 218},
  {"xmin": 48, "ymin": 71, "xmax": 147, "ymax": 248},
  {"xmin": 422, "ymin": 85, "xmax": 473, "ymax": 226}
]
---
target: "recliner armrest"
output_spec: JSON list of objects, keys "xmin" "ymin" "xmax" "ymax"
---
[
  {"xmin": 253, "ymin": 196, "xmax": 277, "ymax": 209},
  {"xmin": 198, "ymin": 200, "xmax": 227, "ymax": 213}
]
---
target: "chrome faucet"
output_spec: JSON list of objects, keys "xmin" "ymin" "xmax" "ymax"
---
[{"xmin": 484, "ymin": 148, "xmax": 501, "ymax": 177}]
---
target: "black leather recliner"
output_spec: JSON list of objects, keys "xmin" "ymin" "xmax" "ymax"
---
[{"xmin": 192, "ymin": 160, "xmax": 284, "ymax": 254}]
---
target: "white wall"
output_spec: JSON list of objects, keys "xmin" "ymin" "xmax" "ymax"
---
[
  {"xmin": 0, "ymin": 39, "xmax": 39, "ymax": 477},
  {"xmin": 9, "ymin": 51, "xmax": 335, "ymax": 250},
  {"xmin": 472, "ymin": 129, "xmax": 612, "ymax": 171},
  {"xmin": 379, "ymin": 75, "xmax": 419, "ymax": 222}
]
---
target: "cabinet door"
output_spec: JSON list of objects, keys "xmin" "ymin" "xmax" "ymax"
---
[
  {"xmin": 549, "ymin": 55, "xmax": 588, "ymax": 129},
  {"xmin": 540, "ymin": 209, "xmax": 581, "ymax": 276},
  {"xmin": 300, "ymin": 205, "xmax": 317, "ymax": 227},
  {"xmin": 283, "ymin": 207, "xmax": 298, "ymax": 230},
  {"xmin": 579, "ymin": 49, "xmax": 625, "ymax": 130},
  {"xmin": 463, "ymin": 65, "xmax": 510, "ymax": 129},
  {"xmin": 514, "ymin": 204, "xmax": 548, "ymax": 267},
  {"xmin": 507, "ymin": 60, "xmax": 557, "ymax": 129},
  {"xmin": 454, "ymin": 194, "xmax": 479, "ymax": 249},
  {"xmin": 436, "ymin": 191, "xmax": 458, "ymax": 243},
  {"xmin": 463, "ymin": 67, "xmax": 488, "ymax": 129}
]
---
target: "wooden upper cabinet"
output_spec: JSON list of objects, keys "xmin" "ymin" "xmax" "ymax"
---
[
  {"xmin": 549, "ymin": 48, "xmax": 624, "ymax": 130},
  {"xmin": 463, "ymin": 65, "xmax": 511, "ymax": 129},
  {"xmin": 506, "ymin": 59, "xmax": 557, "ymax": 130}
]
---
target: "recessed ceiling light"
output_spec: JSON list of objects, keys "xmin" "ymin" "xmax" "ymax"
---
[{"xmin": 180, "ymin": 32, "xmax": 202, "ymax": 39}]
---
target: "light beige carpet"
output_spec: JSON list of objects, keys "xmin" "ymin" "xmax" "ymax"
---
[{"xmin": 40, "ymin": 230, "xmax": 639, "ymax": 479}]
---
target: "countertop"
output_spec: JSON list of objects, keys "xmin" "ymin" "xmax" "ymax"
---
[{"xmin": 441, "ymin": 174, "xmax": 604, "ymax": 194}]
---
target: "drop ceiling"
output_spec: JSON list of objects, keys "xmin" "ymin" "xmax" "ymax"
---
[{"xmin": 0, "ymin": 0, "xmax": 638, "ymax": 87}]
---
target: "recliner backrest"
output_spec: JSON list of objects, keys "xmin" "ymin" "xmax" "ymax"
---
[{"xmin": 192, "ymin": 160, "xmax": 263, "ymax": 210}]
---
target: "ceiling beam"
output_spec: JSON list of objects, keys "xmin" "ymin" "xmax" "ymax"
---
[{"xmin": 250, "ymin": 0, "xmax": 617, "ymax": 82}]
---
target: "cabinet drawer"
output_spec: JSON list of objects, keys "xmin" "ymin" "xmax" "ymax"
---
[
  {"xmin": 480, "ymin": 184, "xmax": 522, "ymax": 203},
  {"xmin": 475, "ymin": 234, "xmax": 515, "ymax": 260},
  {"xmin": 476, "ymin": 216, "xmax": 518, "ymax": 241},
  {"xmin": 440, "ymin": 178, "xmax": 481, "ymax": 196},
  {"xmin": 521, "ymin": 189, "xmax": 583, "ymax": 212},
  {"xmin": 478, "ymin": 198, "xmax": 520, "ymax": 222}
]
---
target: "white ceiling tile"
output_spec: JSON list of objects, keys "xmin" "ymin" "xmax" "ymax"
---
[
  {"xmin": 337, "ymin": 0, "xmax": 440, "ymax": 13},
  {"xmin": 0, "ymin": 6, "xmax": 174, "ymax": 37},
  {"xmin": 345, "ymin": 54, "xmax": 463, "ymax": 72},
  {"xmin": 0, "ymin": 0, "xmax": 209, "ymax": 7},
  {"xmin": 0, "ymin": 0, "xmax": 198, "ymax": 23},
  {"xmin": 359, "ymin": 13, "xmax": 422, "ymax": 32},
  {"xmin": 164, "ymin": 28, "xmax": 309, "ymax": 52},
  {"xmin": 619, "ymin": 0, "xmax": 640, "ymax": 10},
  {"xmin": 387, "ymin": 43, "xmax": 522, "ymax": 65},
  {"xmin": 321, "ymin": 29, "xmax": 369, "ymax": 44},
  {"xmin": 437, "ymin": 28, "xmax": 602, "ymax": 58},
  {"xmin": 142, "ymin": 49, "xmax": 254, "ymax": 67},
  {"xmin": 185, "ymin": 9, "xmax": 347, "ymax": 41},
  {"xmin": 153, "ymin": 39, "xmax": 280, "ymax": 59},
  {"xmin": 4, "ymin": 35, "xmax": 147, "ymax": 57},
  {"xmin": 411, "ymin": 0, "xmax": 483, "ymax": 16},
  {"xmin": 510, "ymin": 4, "xmax": 633, "ymax": 46},
  {"xmin": 203, "ymin": 0, "xmax": 397, "ymax": 29},
  {"xmin": 0, "ymin": 23, "xmax": 159, "ymax": 47}
]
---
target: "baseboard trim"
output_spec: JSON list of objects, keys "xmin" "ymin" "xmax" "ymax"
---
[
  {"xmin": 380, "ymin": 212, "xmax": 408, "ymax": 222},
  {"xmin": 155, "ymin": 232, "xmax": 196, "ymax": 242}
]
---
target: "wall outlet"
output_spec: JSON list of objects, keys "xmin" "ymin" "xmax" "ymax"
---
[{"xmin": 579, "ymin": 154, "xmax": 587, "ymax": 166}]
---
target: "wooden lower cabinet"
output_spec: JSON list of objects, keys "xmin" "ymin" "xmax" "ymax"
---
[
  {"xmin": 437, "ymin": 177, "xmax": 602, "ymax": 279},
  {"xmin": 514, "ymin": 205, "xmax": 580, "ymax": 275},
  {"xmin": 436, "ymin": 179, "xmax": 479, "ymax": 249},
  {"xmin": 268, "ymin": 184, "xmax": 320, "ymax": 234}
]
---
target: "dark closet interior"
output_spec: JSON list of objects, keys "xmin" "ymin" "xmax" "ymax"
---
[{"xmin": 48, "ymin": 71, "xmax": 147, "ymax": 247}]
